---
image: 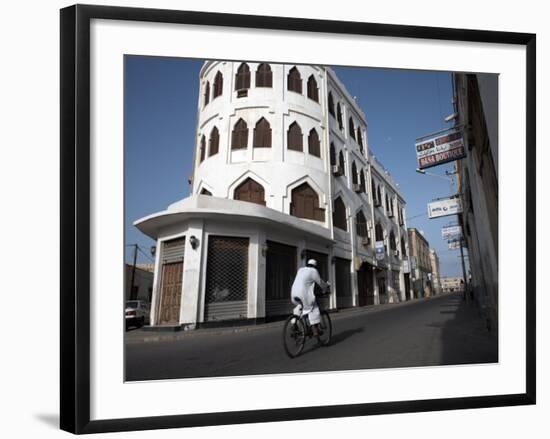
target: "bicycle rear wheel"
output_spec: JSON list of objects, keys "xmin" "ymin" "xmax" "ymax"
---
[
  {"xmin": 283, "ymin": 315, "xmax": 307, "ymax": 358},
  {"xmin": 317, "ymin": 311, "xmax": 332, "ymax": 346}
]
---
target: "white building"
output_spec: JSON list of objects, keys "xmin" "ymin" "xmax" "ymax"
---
[{"xmin": 135, "ymin": 61, "xmax": 411, "ymax": 328}]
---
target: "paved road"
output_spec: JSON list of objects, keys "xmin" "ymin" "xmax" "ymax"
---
[{"xmin": 125, "ymin": 293, "xmax": 497, "ymax": 381}]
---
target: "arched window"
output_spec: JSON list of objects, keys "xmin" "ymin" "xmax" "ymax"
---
[
  {"xmin": 377, "ymin": 186, "xmax": 382, "ymax": 207},
  {"xmin": 307, "ymin": 75, "xmax": 319, "ymax": 102},
  {"xmin": 203, "ymin": 81, "xmax": 210, "ymax": 106},
  {"xmin": 360, "ymin": 169, "xmax": 366, "ymax": 193},
  {"xmin": 234, "ymin": 178, "xmax": 265, "ymax": 205},
  {"xmin": 385, "ymin": 193, "xmax": 390, "ymax": 212},
  {"xmin": 389, "ymin": 230, "xmax": 397, "ymax": 250},
  {"xmin": 330, "ymin": 143, "xmax": 336, "ymax": 166},
  {"xmin": 287, "ymin": 122, "xmax": 303, "ymax": 152},
  {"xmin": 356, "ymin": 210, "xmax": 368, "ymax": 237},
  {"xmin": 336, "ymin": 103, "xmax": 343, "ymax": 130},
  {"xmin": 371, "ymin": 178, "xmax": 377, "ymax": 202},
  {"xmin": 401, "ymin": 237, "xmax": 407, "ymax": 256},
  {"xmin": 375, "ymin": 223, "xmax": 384, "ymax": 242},
  {"xmin": 357, "ymin": 128, "xmax": 363, "ymax": 151},
  {"xmin": 308, "ymin": 128, "xmax": 321, "ymax": 157},
  {"xmin": 287, "ymin": 67, "xmax": 302, "ymax": 94},
  {"xmin": 328, "ymin": 92, "xmax": 335, "ymax": 116},
  {"xmin": 231, "ymin": 119, "xmax": 248, "ymax": 150},
  {"xmin": 291, "ymin": 183, "xmax": 324, "ymax": 221},
  {"xmin": 199, "ymin": 135, "xmax": 206, "ymax": 163},
  {"xmin": 255, "ymin": 63, "xmax": 272, "ymax": 88},
  {"xmin": 209, "ymin": 126, "xmax": 219, "ymax": 156},
  {"xmin": 253, "ymin": 118, "xmax": 271, "ymax": 148},
  {"xmin": 200, "ymin": 188, "xmax": 212, "ymax": 196},
  {"xmin": 349, "ymin": 117, "xmax": 356, "ymax": 140},
  {"xmin": 213, "ymin": 71, "xmax": 223, "ymax": 98},
  {"xmin": 333, "ymin": 197, "xmax": 347, "ymax": 231},
  {"xmin": 351, "ymin": 162, "xmax": 358, "ymax": 184},
  {"xmin": 235, "ymin": 63, "xmax": 250, "ymax": 97},
  {"xmin": 338, "ymin": 151, "xmax": 346, "ymax": 176}
]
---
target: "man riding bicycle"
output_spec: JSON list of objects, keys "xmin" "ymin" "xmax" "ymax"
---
[{"xmin": 290, "ymin": 259, "xmax": 329, "ymax": 337}]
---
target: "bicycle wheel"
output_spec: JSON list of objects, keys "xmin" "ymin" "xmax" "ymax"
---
[
  {"xmin": 283, "ymin": 315, "xmax": 307, "ymax": 358},
  {"xmin": 317, "ymin": 311, "xmax": 332, "ymax": 346}
]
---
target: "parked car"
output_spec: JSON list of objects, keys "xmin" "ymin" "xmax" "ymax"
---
[{"xmin": 125, "ymin": 300, "xmax": 150, "ymax": 329}]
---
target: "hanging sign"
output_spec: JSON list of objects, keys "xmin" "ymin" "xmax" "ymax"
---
[
  {"xmin": 448, "ymin": 240, "xmax": 461, "ymax": 250},
  {"xmin": 375, "ymin": 241, "xmax": 385, "ymax": 261},
  {"xmin": 415, "ymin": 129, "xmax": 466, "ymax": 170},
  {"xmin": 428, "ymin": 197, "xmax": 463, "ymax": 219},
  {"xmin": 441, "ymin": 225, "xmax": 462, "ymax": 240}
]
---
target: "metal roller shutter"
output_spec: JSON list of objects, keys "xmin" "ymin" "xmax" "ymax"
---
[{"xmin": 204, "ymin": 236, "xmax": 249, "ymax": 321}]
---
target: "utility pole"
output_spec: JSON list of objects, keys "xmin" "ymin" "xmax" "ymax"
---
[{"xmin": 130, "ymin": 244, "xmax": 138, "ymax": 300}]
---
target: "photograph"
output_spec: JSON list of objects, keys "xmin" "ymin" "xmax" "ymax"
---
[{"xmin": 123, "ymin": 57, "xmax": 499, "ymax": 381}]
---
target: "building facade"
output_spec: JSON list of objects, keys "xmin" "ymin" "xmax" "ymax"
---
[
  {"xmin": 454, "ymin": 72, "xmax": 498, "ymax": 332},
  {"xmin": 135, "ymin": 61, "xmax": 411, "ymax": 328},
  {"xmin": 407, "ymin": 228, "xmax": 432, "ymax": 298},
  {"xmin": 429, "ymin": 248, "xmax": 441, "ymax": 295},
  {"xmin": 124, "ymin": 264, "xmax": 154, "ymax": 303}
]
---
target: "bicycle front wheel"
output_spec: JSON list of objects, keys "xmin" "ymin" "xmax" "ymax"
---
[
  {"xmin": 283, "ymin": 315, "xmax": 307, "ymax": 358},
  {"xmin": 317, "ymin": 311, "xmax": 332, "ymax": 346}
]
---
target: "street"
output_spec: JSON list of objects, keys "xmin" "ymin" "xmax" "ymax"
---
[{"xmin": 125, "ymin": 293, "xmax": 497, "ymax": 381}]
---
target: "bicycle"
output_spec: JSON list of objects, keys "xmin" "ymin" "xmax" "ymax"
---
[{"xmin": 282, "ymin": 292, "xmax": 332, "ymax": 358}]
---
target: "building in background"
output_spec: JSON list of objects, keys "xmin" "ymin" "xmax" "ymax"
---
[
  {"xmin": 454, "ymin": 72, "xmax": 498, "ymax": 333},
  {"xmin": 135, "ymin": 61, "xmax": 411, "ymax": 328},
  {"xmin": 429, "ymin": 248, "xmax": 441, "ymax": 295},
  {"xmin": 440, "ymin": 276, "xmax": 464, "ymax": 293},
  {"xmin": 124, "ymin": 264, "xmax": 154, "ymax": 303},
  {"xmin": 407, "ymin": 228, "xmax": 432, "ymax": 298}
]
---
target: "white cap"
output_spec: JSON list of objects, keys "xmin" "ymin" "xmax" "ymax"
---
[{"xmin": 307, "ymin": 259, "xmax": 317, "ymax": 267}]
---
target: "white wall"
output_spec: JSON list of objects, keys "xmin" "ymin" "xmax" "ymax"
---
[{"xmin": 1, "ymin": 1, "xmax": 547, "ymax": 439}]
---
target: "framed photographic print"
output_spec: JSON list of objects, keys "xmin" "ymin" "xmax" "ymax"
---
[{"xmin": 60, "ymin": 4, "xmax": 536, "ymax": 434}]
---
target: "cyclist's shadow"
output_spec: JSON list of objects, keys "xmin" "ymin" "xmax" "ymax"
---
[{"xmin": 328, "ymin": 327, "xmax": 364, "ymax": 345}]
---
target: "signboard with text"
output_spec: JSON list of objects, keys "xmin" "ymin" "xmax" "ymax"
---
[
  {"xmin": 375, "ymin": 241, "xmax": 385, "ymax": 261},
  {"xmin": 448, "ymin": 239, "xmax": 461, "ymax": 250},
  {"xmin": 415, "ymin": 129, "xmax": 466, "ymax": 170},
  {"xmin": 428, "ymin": 197, "xmax": 463, "ymax": 219},
  {"xmin": 442, "ymin": 225, "xmax": 462, "ymax": 240}
]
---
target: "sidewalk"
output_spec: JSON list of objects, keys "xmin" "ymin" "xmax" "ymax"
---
[{"xmin": 125, "ymin": 293, "xmax": 457, "ymax": 344}]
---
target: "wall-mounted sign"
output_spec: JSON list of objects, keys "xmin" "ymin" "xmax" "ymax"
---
[
  {"xmin": 403, "ymin": 259, "xmax": 410, "ymax": 273},
  {"xmin": 375, "ymin": 241, "xmax": 385, "ymax": 261},
  {"xmin": 415, "ymin": 129, "xmax": 466, "ymax": 170},
  {"xmin": 442, "ymin": 225, "xmax": 462, "ymax": 240},
  {"xmin": 428, "ymin": 197, "xmax": 463, "ymax": 219},
  {"xmin": 448, "ymin": 240, "xmax": 461, "ymax": 250}
]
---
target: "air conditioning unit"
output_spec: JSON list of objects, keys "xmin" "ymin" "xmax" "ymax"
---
[
  {"xmin": 352, "ymin": 183, "xmax": 362, "ymax": 193},
  {"xmin": 331, "ymin": 165, "xmax": 343, "ymax": 176}
]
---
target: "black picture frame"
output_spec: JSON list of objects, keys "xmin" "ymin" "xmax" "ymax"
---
[{"xmin": 60, "ymin": 4, "xmax": 536, "ymax": 434}]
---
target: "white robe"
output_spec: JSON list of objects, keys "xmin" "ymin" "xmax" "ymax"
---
[{"xmin": 290, "ymin": 266, "xmax": 327, "ymax": 325}]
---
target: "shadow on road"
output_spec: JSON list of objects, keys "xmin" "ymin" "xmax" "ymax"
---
[
  {"xmin": 439, "ymin": 297, "xmax": 497, "ymax": 365},
  {"xmin": 330, "ymin": 327, "xmax": 364, "ymax": 345}
]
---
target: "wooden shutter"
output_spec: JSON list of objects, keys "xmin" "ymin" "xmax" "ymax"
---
[
  {"xmin": 231, "ymin": 119, "xmax": 248, "ymax": 150},
  {"xmin": 287, "ymin": 122, "xmax": 303, "ymax": 151},
  {"xmin": 255, "ymin": 63, "xmax": 272, "ymax": 87},
  {"xmin": 213, "ymin": 71, "xmax": 223, "ymax": 98},
  {"xmin": 291, "ymin": 183, "xmax": 324, "ymax": 221},
  {"xmin": 253, "ymin": 118, "xmax": 271, "ymax": 148},
  {"xmin": 333, "ymin": 197, "xmax": 347, "ymax": 231},
  {"xmin": 308, "ymin": 129, "xmax": 320, "ymax": 157},
  {"xmin": 352, "ymin": 162, "xmax": 358, "ymax": 184},
  {"xmin": 235, "ymin": 63, "xmax": 250, "ymax": 90},
  {"xmin": 234, "ymin": 178, "xmax": 265, "ymax": 205},
  {"xmin": 287, "ymin": 67, "xmax": 302, "ymax": 93},
  {"xmin": 209, "ymin": 127, "xmax": 219, "ymax": 156},
  {"xmin": 330, "ymin": 143, "xmax": 336, "ymax": 166},
  {"xmin": 328, "ymin": 92, "xmax": 335, "ymax": 116},
  {"xmin": 307, "ymin": 75, "xmax": 318, "ymax": 102},
  {"xmin": 204, "ymin": 81, "xmax": 210, "ymax": 106}
]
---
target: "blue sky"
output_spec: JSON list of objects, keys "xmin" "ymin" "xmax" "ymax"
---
[{"xmin": 125, "ymin": 56, "xmax": 468, "ymax": 276}]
